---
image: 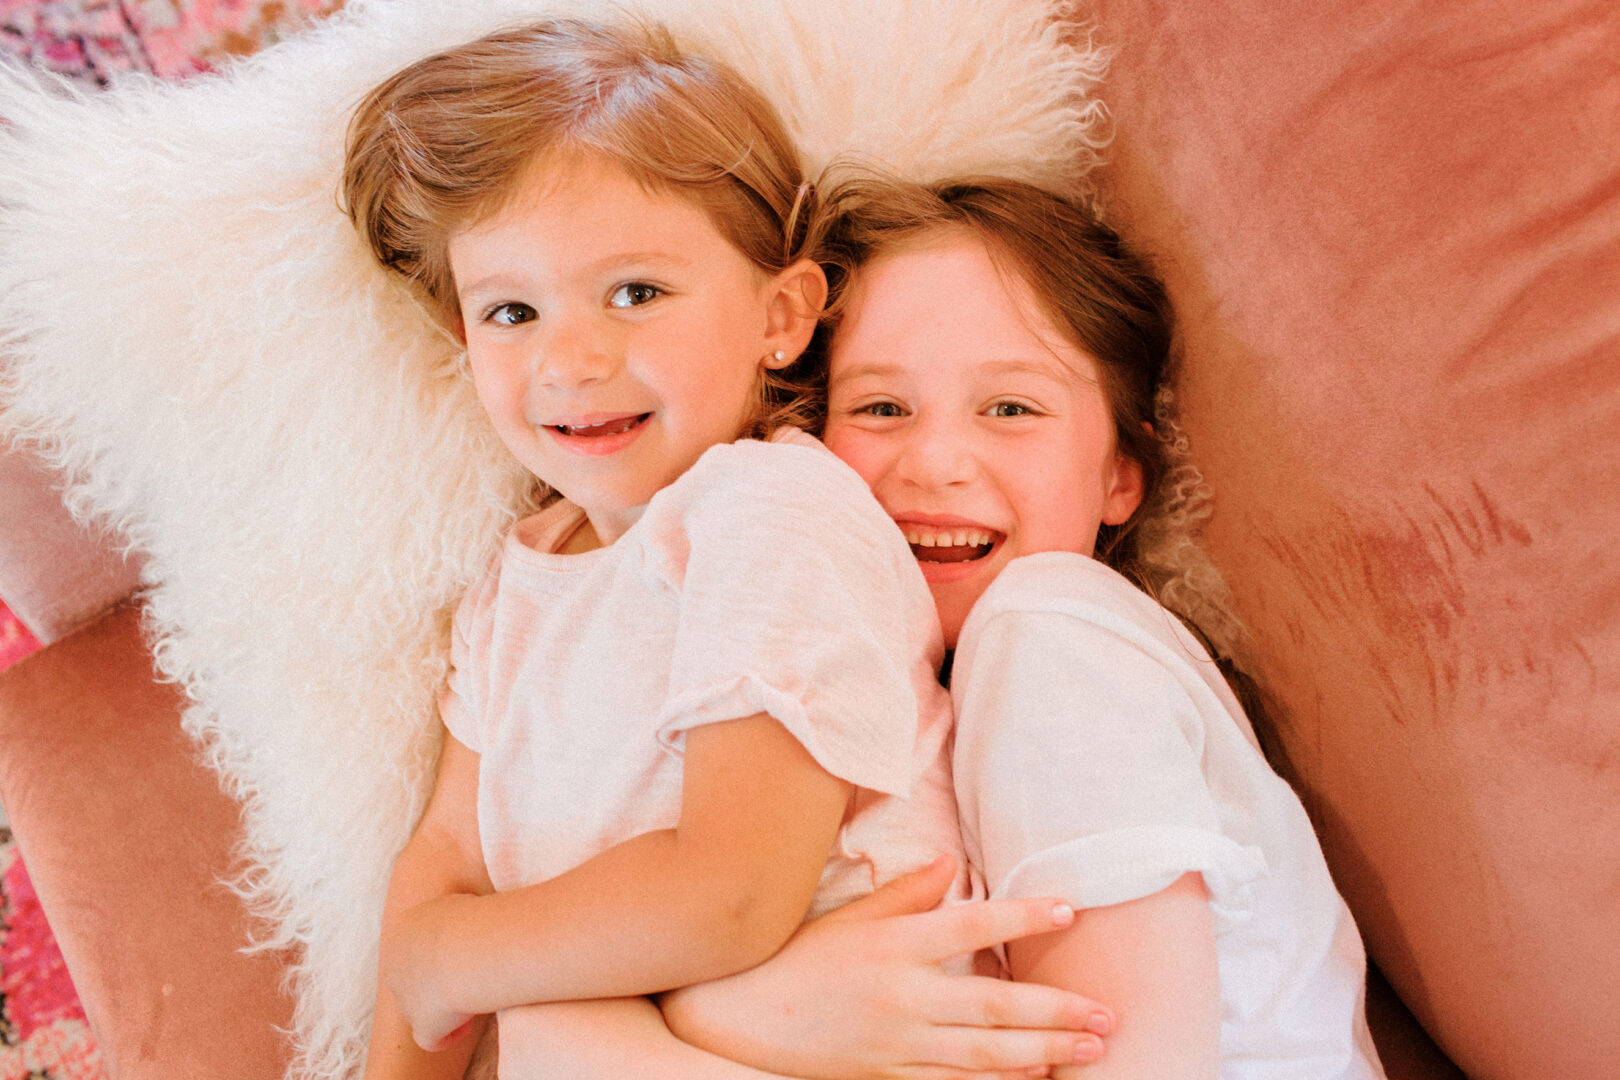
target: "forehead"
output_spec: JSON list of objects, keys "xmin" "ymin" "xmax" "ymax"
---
[
  {"xmin": 445, "ymin": 152, "xmax": 742, "ymax": 283},
  {"xmin": 831, "ymin": 231, "xmax": 1088, "ymax": 381},
  {"xmin": 461, "ymin": 153, "xmax": 700, "ymax": 236}
]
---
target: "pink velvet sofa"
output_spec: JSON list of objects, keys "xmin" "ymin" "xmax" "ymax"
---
[{"xmin": 1, "ymin": 2, "xmax": 1614, "ymax": 1077}]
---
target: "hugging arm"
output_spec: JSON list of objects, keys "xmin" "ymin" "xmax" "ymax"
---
[
  {"xmin": 384, "ymin": 711, "xmax": 853, "ymax": 1039},
  {"xmin": 493, "ymin": 857, "xmax": 1113, "ymax": 1080},
  {"xmin": 660, "ymin": 855, "xmax": 1116, "ymax": 1079}
]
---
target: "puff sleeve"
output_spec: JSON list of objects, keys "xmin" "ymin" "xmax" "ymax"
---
[
  {"xmin": 436, "ymin": 557, "xmax": 500, "ymax": 754},
  {"xmin": 649, "ymin": 438, "xmax": 927, "ymax": 798}
]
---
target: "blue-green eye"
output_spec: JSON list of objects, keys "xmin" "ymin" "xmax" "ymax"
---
[
  {"xmin": 988, "ymin": 401, "xmax": 1032, "ymax": 417},
  {"xmin": 609, "ymin": 283, "xmax": 663, "ymax": 308},
  {"xmin": 484, "ymin": 302, "xmax": 537, "ymax": 326}
]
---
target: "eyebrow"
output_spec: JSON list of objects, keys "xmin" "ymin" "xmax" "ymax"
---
[
  {"xmin": 829, "ymin": 357, "xmax": 1074, "ymax": 389},
  {"xmin": 457, "ymin": 251, "xmax": 694, "ymax": 302}
]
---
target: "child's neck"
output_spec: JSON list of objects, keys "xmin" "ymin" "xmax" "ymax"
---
[{"xmin": 558, "ymin": 516, "xmax": 603, "ymax": 555}]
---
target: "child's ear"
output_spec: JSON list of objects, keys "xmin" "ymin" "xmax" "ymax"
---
[
  {"xmin": 1101, "ymin": 451, "xmax": 1146, "ymax": 526},
  {"xmin": 761, "ymin": 258, "xmax": 828, "ymax": 368}
]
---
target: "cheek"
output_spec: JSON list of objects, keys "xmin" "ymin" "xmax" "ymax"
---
[
  {"xmin": 822, "ymin": 425, "xmax": 887, "ymax": 488},
  {"xmin": 470, "ymin": 363, "xmax": 525, "ymax": 424},
  {"xmin": 1007, "ymin": 460, "xmax": 1107, "ymax": 555}
]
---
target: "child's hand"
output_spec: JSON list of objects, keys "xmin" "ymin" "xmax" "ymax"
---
[
  {"xmin": 381, "ymin": 895, "xmax": 481, "ymax": 1053},
  {"xmin": 660, "ymin": 856, "xmax": 1113, "ymax": 1080},
  {"xmin": 406, "ymin": 1006, "xmax": 479, "ymax": 1055}
]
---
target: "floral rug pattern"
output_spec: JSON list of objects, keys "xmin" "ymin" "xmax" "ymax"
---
[
  {"xmin": 0, "ymin": 828, "xmax": 100, "ymax": 1080},
  {"xmin": 1, "ymin": 4, "xmax": 342, "ymax": 1075},
  {"xmin": 0, "ymin": 0, "xmax": 338, "ymax": 86},
  {"xmin": 0, "ymin": 600, "xmax": 97, "ymax": 1080}
]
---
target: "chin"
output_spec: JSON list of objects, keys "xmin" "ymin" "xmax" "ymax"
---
[{"xmin": 932, "ymin": 593, "xmax": 974, "ymax": 652}]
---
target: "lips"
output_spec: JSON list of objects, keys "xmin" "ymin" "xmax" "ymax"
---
[{"xmin": 540, "ymin": 412, "xmax": 651, "ymax": 457}]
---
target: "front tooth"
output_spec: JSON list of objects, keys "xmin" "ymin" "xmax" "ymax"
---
[
  {"xmin": 918, "ymin": 533, "xmax": 937, "ymax": 548},
  {"xmin": 905, "ymin": 530, "xmax": 921, "ymax": 545}
]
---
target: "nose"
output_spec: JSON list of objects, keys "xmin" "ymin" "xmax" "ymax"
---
[
  {"xmin": 893, "ymin": 414, "xmax": 976, "ymax": 490},
  {"xmin": 534, "ymin": 312, "xmax": 617, "ymax": 390}
]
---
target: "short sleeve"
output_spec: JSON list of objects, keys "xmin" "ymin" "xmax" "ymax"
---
[
  {"xmin": 437, "ymin": 559, "xmax": 500, "ymax": 753},
  {"xmin": 953, "ymin": 587, "xmax": 1266, "ymax": 930},
  {"xmin": 650, "ymin": 440, "xmax": 924, "ymax": 797}
]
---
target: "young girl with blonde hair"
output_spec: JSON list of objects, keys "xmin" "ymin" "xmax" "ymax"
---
[{"xmin": 343, "ymin": 20, "xmax": 1112, "ymax": 1080}]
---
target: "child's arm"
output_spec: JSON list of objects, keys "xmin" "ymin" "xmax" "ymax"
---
[
  {"xmin": 363, "ymin": 733, "xmax": 493, "ymax": 1079},
  {"xmin": 385, "ymin": 711, "xmax": 852, "ymax": 1033},
  {"xmin": 661, "ymin": 856, "xmax": 1116, "ymax": 1078},
  {"xmin": 486, "ymin": 860, "xmax": 1113, "ymax": 1080},
  {"xmin": 1008, "ymin": 872, "xmax": 1220, "ymax": 1080},
  {"xmin": 494, "ymin": 998, "xmax": 802, "ymax": 1080}
]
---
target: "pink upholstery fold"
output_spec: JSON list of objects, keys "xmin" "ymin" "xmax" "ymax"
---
[
  {"xmin": 1091, "ymin": 3, "xmax": 1620, "ymax": 1078},
  {"xmin": 0, "ymin": 606, "xmax": 294, "ymax": 1078}
]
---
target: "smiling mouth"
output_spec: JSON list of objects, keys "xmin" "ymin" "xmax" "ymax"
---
[
  {"xmin": 902, "ymin": 526, "xmax": 1001, "ymax": 564},
  {"xmin": 551, "ymin": 414, "xmax": 650, "ymax": 438}
]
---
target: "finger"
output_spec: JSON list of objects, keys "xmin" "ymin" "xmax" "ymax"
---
[
  {"xmin": 900, "ymin": 896, "xmax": 1075, "ymax": 960},
  {"xmin": 818, "ymin": 854, "xmax": 958, "ymax": 924},
  {"xmin": 422, "ymin": 1017, "xmax": 477, "ymax": 1053},
  {"xmin": 921, "ymin": 1026, "xmax": 1107, "ymax": 1073},
  {"xmin": 933, "ymin": 974, "xmax": 1113, "ymax": 1035},
  {"xmin": 891, "ymin": 1068, "xmax": 1051, "ymax": 1080}
]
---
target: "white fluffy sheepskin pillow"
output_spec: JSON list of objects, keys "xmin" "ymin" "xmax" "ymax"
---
[{"xmin": 0, "ymin": 1, "xmax": 1107, "ymax": 1076}]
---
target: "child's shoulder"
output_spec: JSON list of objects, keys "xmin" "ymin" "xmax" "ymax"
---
[
  {"xmin": 966, "ymin": 552, "xmax": 1207, "ymax": 666},
  {"xmin": 661, "ymin": 429, "xmax": 893, "ymax": 535}
]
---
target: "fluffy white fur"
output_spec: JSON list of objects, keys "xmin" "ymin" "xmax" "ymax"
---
[{"xmin": 0, "ymin": 1, "xmax": 1110, "ymax": 1076}]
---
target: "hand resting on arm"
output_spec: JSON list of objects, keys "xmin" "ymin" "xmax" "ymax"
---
[{"xmin": 659, "ymin": 855, "xmax": 1115, "ymax": 1080}]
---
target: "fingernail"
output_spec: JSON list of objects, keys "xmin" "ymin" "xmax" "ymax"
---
[
  {"xmin": 1051, "ymin": 902, "xmax": 1075, "ymax": 926},
  {"xmin": 1088, "ymin": 1010, "xmax": 1113, "ymax": 1036},
  {"xmin": 1074, "ymin": 1034, "xmax": 1105, "ymax": 1063}
]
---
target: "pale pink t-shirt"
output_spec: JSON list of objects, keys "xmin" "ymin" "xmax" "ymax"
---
[{"xmin": 439, "ymin": 429, "xmax": 966, "ymax": 919}]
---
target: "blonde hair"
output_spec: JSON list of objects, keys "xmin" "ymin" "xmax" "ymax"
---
[
  {"xmin": 342, "ymin": 18, "xmax": 829, "ymax": 440},
  {"xmin": 342, "ymin": 18, "xmax": 817, "ymax": 326}
]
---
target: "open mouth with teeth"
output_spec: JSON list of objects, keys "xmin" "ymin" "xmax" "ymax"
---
[
  {"xmin": 551, "ymin": 414, "xmax": 650, "ymax": 437},
  {"xmin": 902, "ymin": 526, "xmax": 1002, "ymax": 564}
]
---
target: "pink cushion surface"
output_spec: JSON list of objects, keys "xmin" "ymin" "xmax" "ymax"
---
[
  {"xmin": 1091, "ymin": 4, "xmax": 1620, "ymax": 1078},
  {"xmin": 0, "ymin": 439, "xmax": 141, "ymax": 645},
  {"xmin": 0, "ymin": 606, "xmax": 293, "ymax": 1079}
]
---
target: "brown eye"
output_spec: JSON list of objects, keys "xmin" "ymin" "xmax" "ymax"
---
[
  {"xmin": 988, "ymin": 401, "xmax": 1031, "ymax": 417},
  {"xmin": 486, "ymin": 303, "xmax": 537, "ymax": 326},
  {"xmin": 609, "ymin": 283, "xmax": 662, "ymax": 308}
]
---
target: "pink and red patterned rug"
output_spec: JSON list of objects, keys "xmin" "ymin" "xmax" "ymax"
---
[
  {"xmin": 1, "ymin": 0, "xmax": 340, "ymax": 85},
  {"xmin": 0, "ymin": 603, "xmax": 99, "ymax": 1079},
  {"xmin": 0, "ymin": 822, "xmax": 100, "ymax": 1079},
  {"xmin": 1, "ymin": 4, "xmax": 341, "ymax": 1075}
]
